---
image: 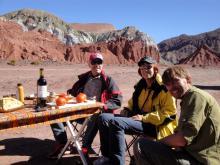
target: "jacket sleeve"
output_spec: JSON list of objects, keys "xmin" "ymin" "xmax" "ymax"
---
[
  {"xmin": 142, "ymin": 91, "xmax": 177, "ymax": 125},
  {"xmin": 67, "ymin": 79, "xmax": 82, "ymax": 97},
  {"xmin": 67, "ymin": 72, "xmax": 90, "ymax": 97},
  {"xmin": 102, "ymin": 77, "xmax": 123, "ymax": 112}
]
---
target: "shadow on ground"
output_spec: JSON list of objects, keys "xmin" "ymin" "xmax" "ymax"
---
[{"xmin": 0, "ymin": 137, "xmax": 86, "ymax": 165}]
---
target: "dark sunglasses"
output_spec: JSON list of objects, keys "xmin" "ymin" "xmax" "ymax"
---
[
  {"xmin": 139, "ymin": 65, "xmax": 153, "ymax": 70},
  {"xmin": 91, "ymin": 59, "xmax": 103, "ymax": 65}
]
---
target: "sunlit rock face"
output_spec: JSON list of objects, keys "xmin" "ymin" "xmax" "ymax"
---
[{"xmin": 0, "ymin": 9, "xmax": 159, "ymax": 64}]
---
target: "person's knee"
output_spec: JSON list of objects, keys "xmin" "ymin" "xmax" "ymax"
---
[
  {"xmin": 134, "ymin": 137, "xmax": 156, "ymax": 155},
  {"xmin": 91, "ymin": 113, "xmax": 99, "ymax": 119},
  {"xmin": 133, "ymin": 137, "xmax": 145, "ymax": 155},
  {"xmin": 98, "ymin": 113, "xmax": 114, "ymax": 126},
  {"xmin": 109, "ymin": 117, "xmax": 125, "ymax": 131},
  {"xmin": 134, "ymin": 137, "xmax": 153, "ymax": 165}
]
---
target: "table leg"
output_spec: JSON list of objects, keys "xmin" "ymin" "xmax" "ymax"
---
[{"xmin": 57, "ymin": 118, "xmax": 91, "ymax": 165}]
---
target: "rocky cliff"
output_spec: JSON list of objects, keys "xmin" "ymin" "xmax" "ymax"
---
[
  {"xmin": 158, "ymin": 28, "xmax": 220, "ymax": 64},
  {"xmin": 0, "ymin": 9, "xmax": 159, "ymax": 64}
]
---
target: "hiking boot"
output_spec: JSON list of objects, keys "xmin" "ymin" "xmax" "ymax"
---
[
  {"xmin": 47, "ymin": 144, "xmax": 65, "ymax": 160},
  {"xmin": 88, "ymin": 147, "xmax": 98, "ymax": 155}
]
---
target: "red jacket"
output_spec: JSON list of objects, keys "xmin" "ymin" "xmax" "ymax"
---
[{"xmin": 67, "ymin": 70, "xmax": 122, "ymax": 112}]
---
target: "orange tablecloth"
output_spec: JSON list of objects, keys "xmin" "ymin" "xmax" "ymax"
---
[{"xmin": 0, "ymin": 101, "xmax": 103, "ymax": 131}]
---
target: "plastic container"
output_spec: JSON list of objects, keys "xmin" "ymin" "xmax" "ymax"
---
[{"xmin": 17, "ymin": 83, "xmax": 25, "ymax": 103}]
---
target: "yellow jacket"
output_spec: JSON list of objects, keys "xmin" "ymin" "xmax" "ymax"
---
[{"xmin": 127, "ymin": 74, "xmax": 177, "ymax": 139}]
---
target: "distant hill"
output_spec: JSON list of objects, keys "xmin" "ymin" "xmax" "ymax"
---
[
  {"xmin": 0, "ymin": 9, "xmax": 159, "ymax": 64},
  {"xmin": 179, "ymin": 44, "xmax": 220, "ymax": 66},
  {"xmin": 158, "ymin": 28, "xmax": 220, "ymax": 65}
]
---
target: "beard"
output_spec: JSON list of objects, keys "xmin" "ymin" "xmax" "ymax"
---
[{"xmin": 170, "ymin": 87, "xmax": 185, "ymax": 99}]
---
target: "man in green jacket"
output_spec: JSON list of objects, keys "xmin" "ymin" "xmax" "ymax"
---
[{"xmin": 134, "ymin": 66, "xmax": 220, "ymax": 165}]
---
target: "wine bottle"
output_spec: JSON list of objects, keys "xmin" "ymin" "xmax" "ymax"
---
[{"xmin": 37, "ymin": 68, "xmax": 47, "ymax": 108}]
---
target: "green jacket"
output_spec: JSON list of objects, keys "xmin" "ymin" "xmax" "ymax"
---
[{"xmin": 178, "ymin": 86, "xmax": 220, "ymax": 165}]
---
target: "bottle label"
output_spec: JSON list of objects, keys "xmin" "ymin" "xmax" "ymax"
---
[{"xmin": 38, "ymin": 85, "xmax": 48, "ymax": 98}]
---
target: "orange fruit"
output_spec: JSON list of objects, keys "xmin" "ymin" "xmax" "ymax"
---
[
  {"xmin": 58, "ymin": 93, "xmax": 67, "ymax": 98},
  {"xmin": 76, "ymin": 93, "xmax": 87, "ymax": 103},
  {"xmin": 58, "ymin": 93, "xmax": 72, "ymax": 102},
  {"xmin": 56, "ymin": 96, "xmax": 67, "ymax": 106}
]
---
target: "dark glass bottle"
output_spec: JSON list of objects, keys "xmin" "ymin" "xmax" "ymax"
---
[{"xmin": 37, "ymin": 68, "xmax": 47, "ymax": 108}]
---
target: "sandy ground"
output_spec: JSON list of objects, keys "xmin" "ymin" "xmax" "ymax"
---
[{"xmin": 0, "ymin": 64, "xmax": 220, "ymax": 165}]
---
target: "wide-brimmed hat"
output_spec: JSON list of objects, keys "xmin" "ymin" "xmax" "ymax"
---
[{"xmin": 138, "ymin": 56, "xmax": 156, "ymax": 66}]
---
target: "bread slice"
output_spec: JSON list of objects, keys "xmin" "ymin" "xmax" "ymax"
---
[{"xmin": 0, "ymin": 97, "xmax": 24, "ymax": 112}]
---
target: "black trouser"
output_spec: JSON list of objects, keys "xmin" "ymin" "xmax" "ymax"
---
[{"xmin": 134, "ymin": 137, "xmax": 201, "ymax": 165}]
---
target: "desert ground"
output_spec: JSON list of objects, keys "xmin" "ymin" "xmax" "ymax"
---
[{"xmin": 0, "ymin": 63, "xmax": 220, "ymax": 165}]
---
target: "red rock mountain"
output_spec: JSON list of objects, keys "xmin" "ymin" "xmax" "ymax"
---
[
  {"xmin": 179, "ymin": 45, "xmax": 220, "ymax": 66},
  {"xmin": 0, "ymin": 20, "xmax": 66, "ymax": 62},
  {"xmin": 0, "ymin": 20, "xmax": 159, "ymax": 64},
  {"xmin": 0, "ymin": 9, "xmax": 159, "ymax": 64}
]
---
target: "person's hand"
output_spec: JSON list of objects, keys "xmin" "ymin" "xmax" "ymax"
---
[
  {"xmin": 67, "ymin": 89, "xmax": 72, "ymax": 95},
  {"xmin": 130, "ymin": 114, "xmax": 143, "ymax": 121}
]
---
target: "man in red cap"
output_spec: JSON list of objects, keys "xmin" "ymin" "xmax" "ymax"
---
[{"xmin": 48, "ymin": 53, "xmax": 122, "ymax": 159}]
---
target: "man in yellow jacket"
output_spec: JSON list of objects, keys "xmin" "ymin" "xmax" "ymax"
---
[{"xmin": 94, "ymin": 56, "xmax": 177, "ymax": 165}]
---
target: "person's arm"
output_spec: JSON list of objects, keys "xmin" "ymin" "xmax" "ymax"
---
[
  {"xmin": 67, "ymin": 72, "xmax": 90, "ymax": 96},
  {"xmin": 142, "ymin": 91, "xmax": 176, "ymax": 125},
  {"xmin": 161, "ymin": 90, "xmax": 208, "ymax": 148},
  {"xmin": 102, "ymin": 77, "xmax": 122, "ymax": 111},
  {"xmin": 67, "ymin": 79, "xmax": 81, "ymax": 97},
  {"xmin": 176, "ymin": 91, "xmax": 207, "ymax": 145},
  {"xmin": 159, "ymin": 132, "xmax": 187, "ymax": 148}
]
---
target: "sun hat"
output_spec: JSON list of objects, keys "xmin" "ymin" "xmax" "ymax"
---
[{"xmin": 138, "ymin": 56, "xmax": 156, "ymax": 66}]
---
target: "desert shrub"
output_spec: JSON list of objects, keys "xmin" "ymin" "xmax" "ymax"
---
[
  {"xmin": 30, "ymin": 61, "xmax": 40, "ymax": 65},
  {"xmin": 7, "ymin": 60, "xmax": 16, "ymax": 66}
]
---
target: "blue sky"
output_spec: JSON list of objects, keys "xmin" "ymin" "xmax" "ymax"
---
[{"xmin": 0, "ymin": 0, "xmax": 219, "ymax": 43}]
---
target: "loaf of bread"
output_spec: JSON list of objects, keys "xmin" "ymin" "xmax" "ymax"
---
[{"xmin": 0, "ymin": 97, "xmax": 24, "ymax": 112}]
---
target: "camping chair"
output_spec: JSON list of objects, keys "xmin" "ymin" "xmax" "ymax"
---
[
  {"xmin": 71, "ymin": 118, "xmax": 86, "ymax": 142},
  {"xmin": 124, "ymin": 114, "xmax": 177, "ymax": 160},
  {"xmin": 125, "ymin": 134, "xmax": 140, "ymax": 158}
]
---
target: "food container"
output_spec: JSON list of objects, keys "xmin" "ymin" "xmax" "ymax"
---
[{"xmin": 48, "ymin": 92, "xmax": 56, "ymax": 103}]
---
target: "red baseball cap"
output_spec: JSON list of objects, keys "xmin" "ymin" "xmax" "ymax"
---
[{"xmin": 89, "ymin": 53, "xmax": 103, "ymax": 62}]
